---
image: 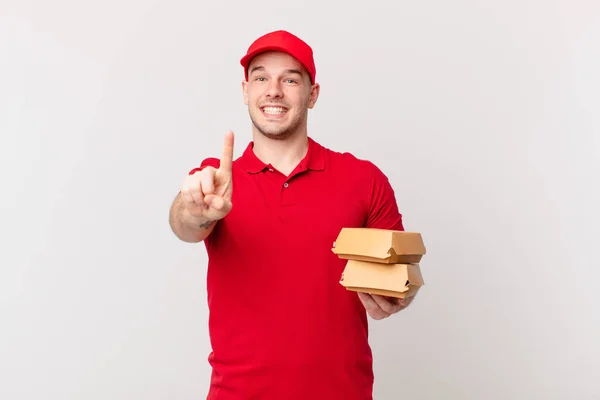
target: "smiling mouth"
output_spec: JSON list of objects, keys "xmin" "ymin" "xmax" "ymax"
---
[{"xmin": 261, "ymin": 106, "xmax": 288, "ymax": 116}]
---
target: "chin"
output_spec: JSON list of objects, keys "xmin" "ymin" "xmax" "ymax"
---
[{"xmin": 250, "ymin": 109, "xmax": 304, "ymax": 140}]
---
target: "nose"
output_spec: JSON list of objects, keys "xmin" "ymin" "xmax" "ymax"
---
[{"xmin": 266, "ymin": 80, "xmax": 283, "ymax": 98}]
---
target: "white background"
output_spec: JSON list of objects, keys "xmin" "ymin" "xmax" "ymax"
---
[{"xmin": 1, "ymin": 1, "xmax": 599, "ymax": 399}]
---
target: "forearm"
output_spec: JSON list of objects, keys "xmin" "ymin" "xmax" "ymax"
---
[{"xmin": 169, "ymin": 193, "xmax": 216, "ymax": 243}]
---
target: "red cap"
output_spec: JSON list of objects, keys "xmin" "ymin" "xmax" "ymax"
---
[{"xmin": 240, "ymin": 30, "xmax": 316, "ymax": 84}]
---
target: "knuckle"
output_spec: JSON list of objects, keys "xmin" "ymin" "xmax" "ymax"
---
[
  {"xmin": 181, "ymin": 178, "xmax": 190, "ymax": 191},
  {"xmin": 190, "ymin": 179, "xmax": 201, "ymax": 190},
  {"xmin": 201, "ymin": 167, "xmax": 215, "ymax": 178},
  {"xmin": 195, "ymin": 178, "xmax": 206, "ymax": 190},
  {"xmin": 200, "ymin": 173, "xmax": 213, "ymax": 186},
  {"xmin": 192, "ymin": 171, "xmax": 203, "ymax": 180}
]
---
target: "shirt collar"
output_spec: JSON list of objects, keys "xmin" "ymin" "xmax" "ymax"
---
[{"xmin": 239, "ymin": 136, "xmax": 325, "ymax": 174}]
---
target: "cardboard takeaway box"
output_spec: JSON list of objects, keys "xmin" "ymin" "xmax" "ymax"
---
[{"xmin": 331, "ymin": 228, "xmax": 427, "ymax": 299}]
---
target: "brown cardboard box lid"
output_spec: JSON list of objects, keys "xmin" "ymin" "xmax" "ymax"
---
[
  {"xmin": 332, "ymin": 228, "xmax": 426, "ymax": 264},
  {"xmin": 340, "ymin": 260, "xmax": 424, "ymax": 299}
]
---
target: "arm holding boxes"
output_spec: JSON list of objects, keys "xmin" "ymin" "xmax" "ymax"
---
[{"xmin": 336, "ymin": 162, "xmax": 425, "ymax": 319}]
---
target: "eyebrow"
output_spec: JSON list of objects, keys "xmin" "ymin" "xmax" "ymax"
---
[
  {"xmin": 284, "ymin": 69, "xmax": 303, "ymax": 76},
  {"xmin": 249, "ymin": 66, "xmax": 304, "ymax": 77}
]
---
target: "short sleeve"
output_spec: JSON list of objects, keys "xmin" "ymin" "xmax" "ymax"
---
[
  {"xmin": 188, "ymin": 157, "xmax": 220, "ymax": 175},
  {"xmin": 365, "ymin": 162, "xmax": 404, "ymax": 231}
]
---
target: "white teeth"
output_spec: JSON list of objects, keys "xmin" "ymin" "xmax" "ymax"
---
[{"xmin": 263, "ymin": 107, "xmax": 287, "ymax": 114}]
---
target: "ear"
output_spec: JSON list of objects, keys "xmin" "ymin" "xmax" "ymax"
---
[
  {"xmin": 307, "ymin": 83, "xmax": 320, "ymax": 109},
  {"xmin": 242, "ymin": 80, "xmax": 248, "ymax": 105}
]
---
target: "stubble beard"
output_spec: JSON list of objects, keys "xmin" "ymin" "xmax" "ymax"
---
[{"xmin": 249, "ymin": 103, "xmax": 308, "ymax": 141}]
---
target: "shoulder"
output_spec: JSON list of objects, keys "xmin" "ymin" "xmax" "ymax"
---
[
  {"xmin": 320, "ymin": 142, "xmax": 403, "ymax": 229},
  {"xmin": 319, "ymin": 142, "xmax": 397, "ymax": 200},
  {"xmin": 320, "ymin": 143, "xmax": 387, "ymax": 180}
]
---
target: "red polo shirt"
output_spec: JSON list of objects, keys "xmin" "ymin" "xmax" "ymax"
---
[{"xmin": 189, "ymin": 137, "xmax": 404, "ymax": 400}]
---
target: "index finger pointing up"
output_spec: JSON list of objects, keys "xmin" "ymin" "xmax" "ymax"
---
[{"xmin": 219, "ymin": 131, "xmax": 234, "ymax": 175}]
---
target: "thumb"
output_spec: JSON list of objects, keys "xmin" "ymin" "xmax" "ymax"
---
[{"xmin": 205, "ymin": 194, "xmax": 232, "ymax": 214}]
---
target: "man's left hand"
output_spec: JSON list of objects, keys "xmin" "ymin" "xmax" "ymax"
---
[{"xmin": 357, "ymin": 292, "xmax": 415, "ymax": 320}]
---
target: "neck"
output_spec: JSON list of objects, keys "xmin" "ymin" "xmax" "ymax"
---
[{"xmin": 251, "ymin": 130, "xmax": 309, "ymax": 176}]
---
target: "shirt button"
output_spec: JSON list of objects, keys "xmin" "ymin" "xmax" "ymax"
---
[
  {"xmin": 268, "ymin": 168, "xmax": 274, "ymax": 172},
  {"xmin": 283, "ymin": 182, "xmax": 289, "ymax": 188}
]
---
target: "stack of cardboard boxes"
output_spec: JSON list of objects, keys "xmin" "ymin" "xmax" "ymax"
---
[{"xmin": 331, "ymin": 228, "xmax": 426, "ymax": 299}]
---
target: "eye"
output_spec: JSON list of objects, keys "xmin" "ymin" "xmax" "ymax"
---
[
  {"xmin": 255, "ymin": 77, "xmax": 266, "ymax": 81},
  {"xmin": 285, "ymin": 79, "xmax": 297, "ymax": 84}
]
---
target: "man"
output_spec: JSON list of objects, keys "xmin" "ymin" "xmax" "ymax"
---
[{"xmin": 169, "ymin": 30, "xmax": 414, "ymax": 400}]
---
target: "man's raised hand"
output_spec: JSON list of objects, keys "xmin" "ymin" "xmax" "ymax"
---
[{"xmin": 181, "ymin": 131, "xmax": 235, "ymax": 222}]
